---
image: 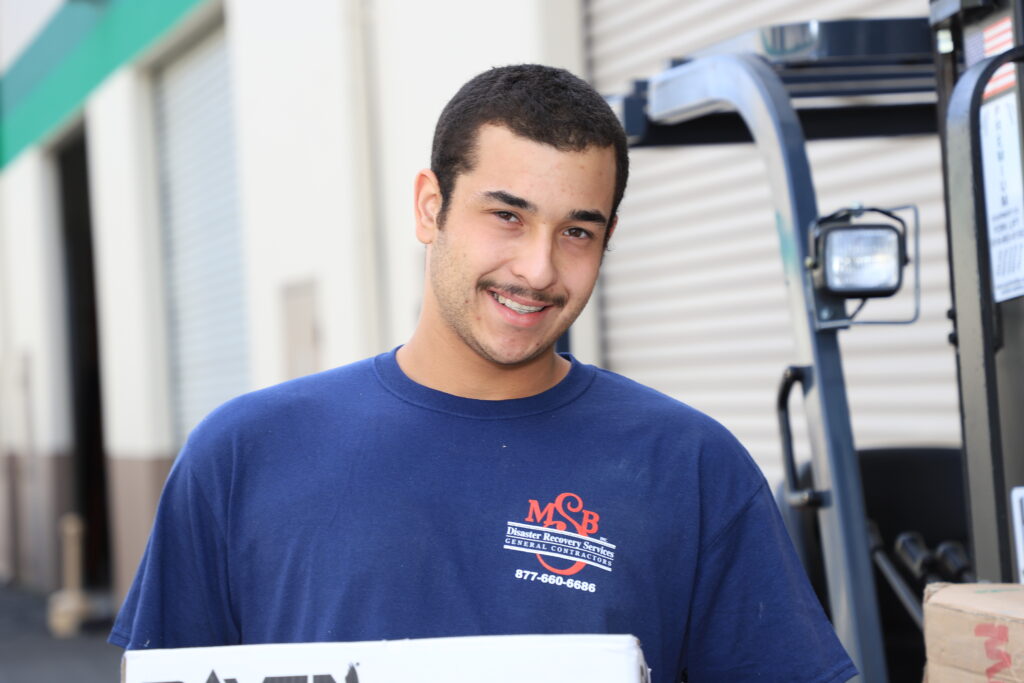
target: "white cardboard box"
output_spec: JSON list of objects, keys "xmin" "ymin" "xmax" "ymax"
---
[{"xmin": 123, "ymin": 633, "xmax": 651, "ymax": 683}]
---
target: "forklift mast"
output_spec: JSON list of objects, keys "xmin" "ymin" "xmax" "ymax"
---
[{"xmin": 933, "ymin": 0, "xmax": 1024, "ymax": 584}]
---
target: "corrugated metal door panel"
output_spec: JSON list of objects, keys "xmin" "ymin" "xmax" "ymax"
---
[
  {"xmin": 587, "ymin": 1, "xmax": 959, "ymax": 481},
  {"xmin": 154, "ymin": 28, "xmax": 249, "ymax": 448},
  {"xmin": 587, "ymin": 0, "xmax": 931, "ymax": 95}
]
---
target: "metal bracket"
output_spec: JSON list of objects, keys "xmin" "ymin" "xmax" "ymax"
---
[{"xmin": 778, "ymin": 365, "xmax": 825, "ymax": 508}]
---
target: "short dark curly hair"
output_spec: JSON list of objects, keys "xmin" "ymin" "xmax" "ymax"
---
[{"xmin": 431, "ymin": 64, "xmax": 628, "ymax": 245}]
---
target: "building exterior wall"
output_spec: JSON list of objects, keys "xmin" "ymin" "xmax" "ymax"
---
[
  {"xmin": 226, "ymin": 0, "xmax": 382, "ymax": 389},
  {"xmin": 0, "ymin": 146, "xmax": 75, "ymax": 591},
  {"xmin": 86, "ymin": 64, "xmax": 175, "ymax": 602},
  {"xmin": 0, "ymin": 0, "xmax": 592, "ymax": 601},
  {"xmin": 0, "ymin": 0, "xmax": 209, "ymax": 595}
]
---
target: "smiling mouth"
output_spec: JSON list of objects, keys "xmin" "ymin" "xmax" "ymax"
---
[{"xmin": 491, "ymin": 292, "xmax": 546, "ymax": 314}]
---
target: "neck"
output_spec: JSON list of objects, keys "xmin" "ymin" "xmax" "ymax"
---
[{"xmin": 397, "ymin": 327, "xmax": 570, "ymax": 400}]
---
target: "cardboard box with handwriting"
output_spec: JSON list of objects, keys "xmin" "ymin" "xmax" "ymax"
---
[{"xmin": 924, "ymin": 583, "xmax": 1024, "ymax": 682}]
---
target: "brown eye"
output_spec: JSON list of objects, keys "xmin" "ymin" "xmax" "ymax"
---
[{"xmin": 564, "ymin": 227, "xmax": 593, "ymax": 240}]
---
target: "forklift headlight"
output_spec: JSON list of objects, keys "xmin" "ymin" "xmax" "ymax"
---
[{"xmin": 815, "ymin": 224, "xmax": 905, "ymax": 298}]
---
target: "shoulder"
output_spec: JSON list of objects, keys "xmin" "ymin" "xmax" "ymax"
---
[
  {"xmin": 211, "ymin": 356, "xmax": 375, "ymax": 421},
  {"xmin": 586, "ymin": 364, "xmax": 745, "ymax": 450},
  {"xmin": 582, "ymin": 362, "xmax": 765, "ymax": 505},
  {"xmin": 174, "ymin": 355, "xmax": 380, "ymax": 470},
  {"xmin": 222, "ymin": 356, "xmax": 376, "ymax": 419}
]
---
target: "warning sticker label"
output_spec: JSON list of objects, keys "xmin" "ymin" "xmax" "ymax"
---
[{"xmin": 981, "ymin": 94, "xmax": 1024, "ymax": 303}]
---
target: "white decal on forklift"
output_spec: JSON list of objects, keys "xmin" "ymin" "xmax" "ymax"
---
[
  {"xmin": 1011, "ymin": 487, "xmax": 1024, "ymax": 583},
  {"xmin": 981, "ymin": 93, "xmax": 1024, "ymax": 303}
]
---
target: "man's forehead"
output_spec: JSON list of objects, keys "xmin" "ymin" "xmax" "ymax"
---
[{"xmin": 465, "ymin": 125, "xmax": 615, "ymax": 194}]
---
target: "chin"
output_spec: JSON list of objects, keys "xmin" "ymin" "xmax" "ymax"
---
[{"xmin": 475, "ymin": 340, "xmax": 556, "ymax": 367}]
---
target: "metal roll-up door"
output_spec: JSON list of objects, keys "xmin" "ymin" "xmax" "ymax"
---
[
  {"xmin": 586, "ymin": 1, "xmax": 961, "ymax": 484},
  {"xmin": 154, "ymin": 28, "xmax": 248, "ymax": 448}
]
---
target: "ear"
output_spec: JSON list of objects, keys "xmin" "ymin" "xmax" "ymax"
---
[{"xmin": 414, "ymin": 169, "xmax": 443, "ymax": 245}]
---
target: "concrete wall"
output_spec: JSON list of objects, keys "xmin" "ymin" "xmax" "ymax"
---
[
  {"xmin": 85, "ymin": 65, "xmax": 176, "ymax": 602},
  {"xmin": 0, "ymin": 147, "xmax": 75, "ymax": 590},
  {"xmin": 225, "ymin": 0, "xmax": 384, "ymax": 388}
]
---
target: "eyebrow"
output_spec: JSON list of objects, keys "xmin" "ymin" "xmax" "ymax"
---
[
  {"xmin": 482, "ymin": 190, "xmax": 609, "ymax": 226},
  {"xmin": 568, "ymin": 208, "xmax": 609, "ymax": 226},
  {"xmin": 482, "ymin": 190, "xmax": 537, "ymax": 213}
]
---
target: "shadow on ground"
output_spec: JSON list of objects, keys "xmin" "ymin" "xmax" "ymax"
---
[{"xmin": 0, "ymin": 584, "xmax": 122, "ymax": 683}]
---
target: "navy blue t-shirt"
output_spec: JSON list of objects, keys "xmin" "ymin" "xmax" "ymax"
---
[{"xmin": 111, "ymin": 350, "xmax": 856, "ymax": 683}]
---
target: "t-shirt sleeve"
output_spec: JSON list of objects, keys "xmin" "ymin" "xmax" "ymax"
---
[
  {"xmin": 682, "ymin": 483, "xmax": 858, "ymax": 682},
  {"xmin": 108, "ymin": 445, "xmax": 239, "ymax": 650}
]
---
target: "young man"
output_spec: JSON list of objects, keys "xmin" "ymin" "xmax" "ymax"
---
[{"xmin": 111, "ymin": 65, "xmax": 856, "ymax": 683}]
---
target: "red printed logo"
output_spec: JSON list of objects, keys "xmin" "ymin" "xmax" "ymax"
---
[
  {"xmin": 502, "ymin": 492, "xmax": 616, "ymax": 577},
  {"xmin": 526, "ymin": 492, "xmax": 599, "ymax": 576},
  {"xmin": 526, "ymin": 492, "xmax": 600, "ymax": 535},
  {"xmin": 975, "ymin": 622, "xmax": 1011, "ymax": 682}
]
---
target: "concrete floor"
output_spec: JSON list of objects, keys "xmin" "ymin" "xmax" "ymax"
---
[{"xmin": 0, "ymin": 583, "xmax": 122, "ymax": 683}]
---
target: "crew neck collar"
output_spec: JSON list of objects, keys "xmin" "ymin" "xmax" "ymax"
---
[{"xmin": 373, "ymin": 347, "xmax": 596, "ymax": 419}]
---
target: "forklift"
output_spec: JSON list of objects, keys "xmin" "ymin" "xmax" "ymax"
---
[{"xmin": 606, "ymin": 2, "xmax": 1024, "ymax": 680}]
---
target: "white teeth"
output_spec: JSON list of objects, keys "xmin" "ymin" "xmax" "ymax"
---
[{"xmin": 494, "ymin": 293, "xmax": 544, "ymax": 314}]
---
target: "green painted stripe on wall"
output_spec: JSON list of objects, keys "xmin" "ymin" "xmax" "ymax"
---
[
  {"xmin": 0, "ymin": 0, "xmax": 206, "ymax": 170},
  {"xmin": 2, "ymin": 3, "xmax": 105, "ymax": 113}
]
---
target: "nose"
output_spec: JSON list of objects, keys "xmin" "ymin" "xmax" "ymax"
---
[{"xmin": 509, "ymin": 231, "xmax": 557, "ymax": 292}]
